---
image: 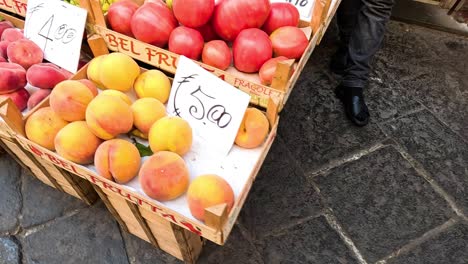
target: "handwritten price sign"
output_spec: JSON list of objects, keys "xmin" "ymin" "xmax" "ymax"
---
[
  {"xmin": 167, "ymin": 56, "xmax": 250, "ymax": 157},
  {"xmin": 270, "ymin": 0, "xmax": 314, "ymax": 20},
  {"xmin": 24, "ymin": 0, "xmax": 87, "ymax": 73}
]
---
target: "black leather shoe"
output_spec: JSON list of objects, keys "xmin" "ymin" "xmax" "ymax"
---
[
  {"xmin": 335, "ymin": 85, "xmax": 370, "ymax": 127},
  {"xmin": 330, "ymin": 47, "xmax": 348, "ymax": 75}
]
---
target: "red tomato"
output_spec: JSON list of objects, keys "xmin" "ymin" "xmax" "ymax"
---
[
  {"xmin": 131, "ymin": 3, "xmax": 177, "ymax": 48},
  {"xmin": 212, "ymin": 0, "xmax": 270, "ymax": 42},
  {"xmin": 107, "ymin": 0, "xmax": 139, "ymax": 37},
  {"xmin": 173, "ymin": 0, "xmax": 214, "ymax": 28},
  {"xmin": 233, "ymin": 28, "xmax": 272, "ymax": 73},
  {"xmin": 202, "ymin": 40, "xmax": 231, "ymax": 70},
  {"xmin": 262, "ymin": 3, "xmax": 300, "ymax": 35},
  {"xmin": 270, "ymin": 26, "xmax": 308, "ymax": 59},
  {"xmin": 195, "ymin": 20, "xmax": 219, "ymax": 42},
  {"xmin": 259, "ymin": 56, "xmax": 289, "ymax": 85},
  {"xmin": 169, "ymin": 26, "xmax": 204, "ymax": 60}
]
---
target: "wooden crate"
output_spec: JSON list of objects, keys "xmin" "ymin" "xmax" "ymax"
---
[
  {"xmin": 0, "ymin": 0, "xmax": 27, "ymax": 17},
  {"xmin": 83, "ymin": 0, "xmax": 336, "ymax": 111},
  {"xmin": 0, "ymin": 12, "xmax": 98, "ymax": 204},
  {"xmin": 2, "ymin": 62, "xmax": 280, "ymax": 262}
]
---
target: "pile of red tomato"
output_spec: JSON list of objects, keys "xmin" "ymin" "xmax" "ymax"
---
[{"xmin": 107, "ymin": 0, "xmax": 309, "ymax": 85}]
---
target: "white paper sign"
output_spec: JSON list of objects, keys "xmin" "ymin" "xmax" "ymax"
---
[
  {"xmin": 167, "ymin": 56, "xmax": 250, "ymax": 158},
  {"xmin": 24, "ymin": 0, "xmax": 87, "ymax": 73},
  {"xmin": 270, "ymin": 0, "xmax": 315, "ymax": 20}
]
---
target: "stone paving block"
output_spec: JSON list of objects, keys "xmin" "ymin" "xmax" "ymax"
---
[
  {"xmin": 0, "ymin": 155, "xmax": 22, "ymax": 234},
  {"xmin": 121, "ymin": 231, "xmax": 181, "ymax": 264},
  {"xmin": 375, "ymin": 22, "xmax": 440, "ymax": 80},
  {"xmin": 0, "ymin": 237, "xmax": 19, "ymax": 264},
  {"xmin": 239, "ymin": 138, "xmax": 322, "ymax": 239},
  {"xmin": 388, "ymin": 222, "xmax": 468, "ymax": 264},
  {"xmin": 255, "ymin": 216, "xmax": 358, "ymax": 264},
  {"xmin": 21, "ymin": 202, "xmax": 128, "ymax": 264},
  {"xmin": 20, "ymin": 170, "xmax": 86, "ymax": 228},
  {"xmin": 376, "ymin": 22, "xmax": 468, "ymax": 140},
  {"xmin": 314, "ymin": 146, "xmax": 453, "ymax": 262},
  {"xmin": 198, "ymin": 225, "xmax": 263, "ymax": 264},
  {"xmin": 380, "ymin": 110, "xmax": 468, "ymax": 214},
  {"xmin": 279, "ymin": 69, "xmax": 386, "ymax": 174}
]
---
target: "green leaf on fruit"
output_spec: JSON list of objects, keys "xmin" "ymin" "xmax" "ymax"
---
[{"xmin": 131, "ymin": 138, "xmax": 153, "ymax": 157}]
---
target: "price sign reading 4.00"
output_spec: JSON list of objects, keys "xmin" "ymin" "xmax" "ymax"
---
[
  {"xmin": 167, "ymin": 56, "xmax": 250, "ymax": 157},
  {"xmin": 24, "ymin": 0, "xmax": 87, "ymax": 73},
  {"xmin": 270, "ymin": 0, "xmax": 314, "ymax": 20}
]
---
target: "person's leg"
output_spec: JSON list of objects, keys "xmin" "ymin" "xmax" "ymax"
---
[
  {"xmin": 331, "ymin": 0, "xmax": 362, "ymax": 74},
  {"xmin": 342, "ymin": 0, "xmax": 394, "ymax": 87},
  {"xmin": 336, "ymin": 0, "xmax": 395, "ymax": 126}
]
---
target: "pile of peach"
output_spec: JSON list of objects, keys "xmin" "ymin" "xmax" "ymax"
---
[
  {"xmin": 0, "ymin": 20, "xmax": 72, "ymax": 111},
  {"xmin": 24, "ymin": 52, "xmax": 270, "ymax": 222}
]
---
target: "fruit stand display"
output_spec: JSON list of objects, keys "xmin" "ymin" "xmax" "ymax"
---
[
  {"xmin": 0, "ymin": 0, "xmax": 345, "ymax": 263},
  {"xmin": 84, "ymin": 0, "xmax": 336, "ymax": 110},
  {"xmin": 0, "ymin": 11, "xmax": 98, "ymax": 204},
  {"xmin": 1, "ymin": 51, "xmax": 280, "ymax": 262}
]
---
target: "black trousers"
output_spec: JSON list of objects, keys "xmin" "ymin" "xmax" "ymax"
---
[{"xmin": 337, "ymin": 0, "xmax": 395, "ymax": 88}]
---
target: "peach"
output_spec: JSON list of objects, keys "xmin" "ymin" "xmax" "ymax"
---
[
  {"xmin": 148, "ymin": 116, "xmax": 192, "ymax": 156},
  {"xmin": 26, "ymin": 63, "xmax": 69, "ymax": 89},
  {"xmin": 25, "ymin": 107, "xmax": 68, "ymax": 150},
  {"xmin": 55, "ymin": 121, "xmax": 102, "ymax": 164},
  {"xmin": 86, "ymin": 55, "xmax": 107, "ymax": 88},
  {"xmin": 50, "ymin": 80, "xmax": 96, "ymax": 122},
  {"xmin": 139, "ymin": 151, "xmax": 189, "ymax": 201},
  {"xmin": 7, "ymin": 39, "xmax": 43, "ymax": 70},
  {"xmin": 134, "ymin": 70, "xmax": 171, "ymax": 103},
  {"xmin": 0, "ymin": 62, "xmax": 26, "ymax": 94},
  {"xmin": 94, "ymin": 139, "xmax": 141, "ymax": 183},
  {"xmin": 85, "ymin": 94, "xmax": 133, "ymax": 140},
  {"xmin": 100, "ymin": 52, "xmax": 140, "ymax": 92},
  {"xmin": 131, "ymin": 98, "xmax": 166, "ymax": 136},
  {"xmin": 0, "ymin": 41, "xmax": 9, "ymax": 59},
  {"xmin": 77, "ymin": 79, "xmax": 98, "ymax": 96},
  {"xmin": 99, "ymin": 90, "xmax": 132, "ymax": 105},
  {"xmin": 0, "ymin": 88, "xmax": 29, "ymax": 111},
  {"xmin": 234, "ymin": 108, "xmax": 269, "ymax": 149},
  {"xmin": 0, "ymin": 21, "xmax": 14, "ymax": 39},
  {"xmin": 27, "ymin": 89, "xmax": 51, "ymax": 110},
  {"xmin": 1, "ymin": 28, "xmax": 24, "ymax": 42},
  {"xmin": 187, "ymin": 174, "xmax": 235, "ymax": 222}
]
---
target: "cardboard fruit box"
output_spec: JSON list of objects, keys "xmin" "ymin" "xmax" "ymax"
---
[
  {"xmin": 0, "ymin": 11, "xmax": 98, "ymax": 204},
  {"xmin": 3, "ymin": 62, "xmax": 280, "ymax": 262},
  {"xmin": 83, "ymin": 0, "xmax": 335, "ymax": 111}
]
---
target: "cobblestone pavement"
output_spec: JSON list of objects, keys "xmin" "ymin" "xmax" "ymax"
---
[{"xmin": 0, "ymin": 20, "xmax": 467, "ymax": 264}]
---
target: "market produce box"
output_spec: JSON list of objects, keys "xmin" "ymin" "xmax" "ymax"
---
[
  {"xmin": 2, "ymin": 52, "xmax": 280, "ymax": 262},
  {"xmin": 84, "ymin": 0, "xmax": 336, "ymax": 110},
  {"xmin": 0, "ymin": 0, "xmax": 27, "ymax": 17},
  {"xmin": 0, "ymin": 11, "xmax": 98, "ymax": 204}
]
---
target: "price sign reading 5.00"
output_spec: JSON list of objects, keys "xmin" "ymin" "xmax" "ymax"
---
[
  {"xmin": 270, "ymin": 0, "xmax": 314, "ymax": 20},
  {"xmin": 167, "ymin": 56, "xmax": 250, "ymax": 158},
  {"xmin": 24, "ymin": 0, "xmax": 87, "ymax": 73}
]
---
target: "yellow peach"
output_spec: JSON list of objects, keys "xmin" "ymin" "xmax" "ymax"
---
[
  {"xmin": 134, "ymin": 70, "xmax": 171, "ymax": 103},
  {"xmin": 139, "ymin": 151, "xmax": 189, "ymax": 201},
  {"xmin": 54, "ymin": 121, "xmax": 102, "ymax": 164},
  {"xmin": 25, "ymin": 107, "xmax": 68, "ymax": 151},
  {"xmin": 94, "ymin": 139, "xmax": 141, "ymax": 183},
  {"xmin": 187, "ymin": 174, "xmax": 235, "ymax": 222},
  {"xmin": 148, "ymin": 116, "xmax": 192, "ymax": 156},
  {"xmin": 131, "ymin": 98, "xmax": 167, "ymax": 136}
]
